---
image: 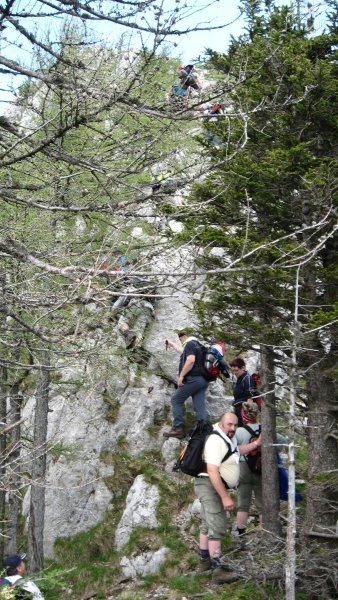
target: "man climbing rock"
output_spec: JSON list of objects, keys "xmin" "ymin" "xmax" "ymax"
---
[{"xmin": 163, "ymin": 329, "xmax": 209, "ymax": 439}]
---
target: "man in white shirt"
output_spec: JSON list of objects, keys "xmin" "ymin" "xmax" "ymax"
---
[
  {"xmin": 194, "ymin": 412, "xmax": 261, "ymax": 584},
  {"xmin": 1, "ymin": 553, "xmax": 44, "ymax": 599}
]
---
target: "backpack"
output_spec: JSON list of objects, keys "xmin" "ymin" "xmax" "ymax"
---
[
  {"xmin": 197, "ymin": 341, "xmax": 230, "ymax": 382},
  {"xmin": 243, "ymin": 424, "xmax": 262, "ymax": 473},
  {"xmin": 172, "ymin": 421, "xmax": 236, "ymax": 483},
  {"xmin": 251, "ymin": 373, "xmax": 262, "ymax": 409}
]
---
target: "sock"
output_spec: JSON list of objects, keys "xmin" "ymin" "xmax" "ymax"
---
[
  {"xmin": 210, "ymin": 557, "xmax": 221, "ymax": 570},
  {"xmin": 200, "ymin": 549, "xmax": 210, "ymax": 561},
  {"xmin": 237, "ymin": 527, "xmax": 246, "ymax": 536}
]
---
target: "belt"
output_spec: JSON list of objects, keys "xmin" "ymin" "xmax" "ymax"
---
[{"xmin": 196, "ymin": 475, "xmax": 232, "ymax": 490}]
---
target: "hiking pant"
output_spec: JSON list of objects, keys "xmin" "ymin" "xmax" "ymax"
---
[
  {"xmin": 171, "ymin": 375, "xmax": 208, "ymax": 428},
  {"xmin": 233, "ymin": 402, "xmax": 244, "ymax": 426},
  {"xmin": 237, "ymin": 461, "xmax": 262, "ymax": 513},
  {"xmin": 194, "ymin": 477, "xmax": 228, "ymax": 539}
]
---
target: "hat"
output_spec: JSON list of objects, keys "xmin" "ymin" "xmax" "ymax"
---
[
  {"xmin": 241, "ymin": 401, "xmax": 259, "ymax": 424},
  {"xmin": 4, "ymin": 553, "xmax": 26, "ymax": 568}
]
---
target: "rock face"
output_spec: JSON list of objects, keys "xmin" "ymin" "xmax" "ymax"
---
[{"xmin": 22, "ymin": 247, "xmax": 234, "ymax": 562}]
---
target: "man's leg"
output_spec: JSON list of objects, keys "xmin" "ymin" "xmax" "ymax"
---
[
  {"xmin": 233, "ymin": 402, "xmax": 244, "ymax": 426},
  {"xmin": 236, "ymin": 462, "xmax": 252, "ymax": 536},
  {"xmin": 236, "ymin": 511, "xmax": 249, "ymax": 532},
  {"xmin": 163, "ymin": 384, "xmax": 191, "ymax": 438},
  {"xmin": 171, "ymin": 385, "xmax": 190, "ymax": 427},
  {"xmin": 194, "ymin": 479, "xmax": 237, "ymax": 583},
  {"xmin": 188, "ymin": 376, "xmax": 208, "ymax": 422}
]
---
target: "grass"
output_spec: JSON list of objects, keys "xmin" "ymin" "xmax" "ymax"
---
[{"xmin": 167, "ymin": 573, "xmax": 206, "ymax": 594}]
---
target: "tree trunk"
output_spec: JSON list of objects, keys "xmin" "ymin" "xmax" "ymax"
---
[
  {"xmin": 303, "ymin": 334, "xmax": 337, "ymax": 535},
  {"xmin": 28, "ymin": 351, "xmax": 50, "ymax": 572},
  {"xmin": 6, "ymin": 384, "xmax": 23, "ymax": 554},
  {"xmin": 0, "ymin": 364, "xmax": 7, "ymax": 561},
  {"xmin": 285, "ymin": 319, "xmax": 299, "ymax": 600},
  {"xmin": 260, "ymin": 345, "xmax": 282, "ymax": 537}
]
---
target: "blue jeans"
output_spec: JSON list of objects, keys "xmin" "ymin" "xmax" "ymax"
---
[{"xmin": 171, "ymin": 375, "xmax": 208, "ymax": 428}]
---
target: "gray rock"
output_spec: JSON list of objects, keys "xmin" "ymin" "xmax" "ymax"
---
[
  {"xmin": 115, "ymin": 475, "xmax": 160, "ymax": 550},
  {"xmin": 120, "ymin": 547, "xmax": 168, "ymax": 578}
]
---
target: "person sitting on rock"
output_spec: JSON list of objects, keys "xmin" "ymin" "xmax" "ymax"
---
[{"xmin": 177, "ymin": 65, "xmax": 200, "ymax": 91}]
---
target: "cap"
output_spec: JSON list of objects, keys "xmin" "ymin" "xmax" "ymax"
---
[{"xmin": 4, "ymin": 553, "xmax": 26, "ymax": 568}]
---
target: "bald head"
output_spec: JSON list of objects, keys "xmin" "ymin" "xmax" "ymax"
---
[{"xmin": 219, "ymin": 412, "xmax": 238, "ymax": 438}]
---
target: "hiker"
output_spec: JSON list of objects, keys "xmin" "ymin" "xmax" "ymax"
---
[
  {"xmin": 150, "ymin": 172, "xmax": 176, "ymax": 194},
  {"xmin": 235, "ymin": 402, "xmax": 262, "ymax": 537},
  {"xmin": 163, "ymin": 330, "xmax": 209, "ymax": 439},
  {"xmin": 194, "ymin": 412, "xmax": 261, "ymax": 583},
  {"xmin": 235, "ymin": 402, "xmax": 288, "ymax": 537},
  {"xmin": 1, "ymin": 553, "xmax": 44, "ymax": 599},
  {"xmin": 203, "ymin": 103, "xmax": 224, "ymax": 120},
  {"xmin": 229, "ymin": 357, "xmax": 255, "ymax": 426},
  {"xmin": 177, "ymin": 64, "xmax": 200, "ymax": 91}
]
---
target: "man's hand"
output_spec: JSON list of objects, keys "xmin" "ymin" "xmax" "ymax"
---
[
  {"xmin": 222, "ymin": 494, "xmax": 234, "ymax": 511},
  {"xmin": 177, "ymin": 375, "xmax": 184, "ymax": 387}
]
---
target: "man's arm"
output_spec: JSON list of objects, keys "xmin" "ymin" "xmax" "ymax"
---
[
  {"xmin": 206, "ymin": 463, "xmax": 234, "ymax": 510},
  {"xmin": 165, "ymin": 338, "xmax": 182, "ymax": 353},
  {"xmin": 177, "ymin": 354, "xmax": 195, "ymax": 386},
  {"xmin": 238, "ymin": 435, "xmax": 262, "ymax": 456}
]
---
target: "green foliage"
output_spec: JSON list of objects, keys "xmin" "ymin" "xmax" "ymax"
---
[
  {"xmin": 47, "ymin": 440, "xmax": 83, "ymax": 462},
  {"xmin": 182, "ymin": 1, "xmax": 338, "ymax": 352},
  {"xmin": 102, "ymin": 392, "xmax": 120, "ymax": 423}
]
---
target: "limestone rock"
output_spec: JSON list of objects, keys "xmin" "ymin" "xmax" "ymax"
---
[
  {"xmin": 115, "ymin": 475, "xmax": 160, "ymax": 550},
  {"xmin": 120, "ymin": 547, "xmax": 168, "ymax": 578}
]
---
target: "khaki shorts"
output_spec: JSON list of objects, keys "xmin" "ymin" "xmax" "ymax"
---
[
  {"xmin": 194, "ymin": 477, "xmax": 228, "ymax": 540},
  {"xmin": 237, "ymin": 461, "xmax": 262, "ymax": 513}
]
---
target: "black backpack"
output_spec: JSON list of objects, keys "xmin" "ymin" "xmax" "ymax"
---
[
  {"xmin": 173, "ymin": 421, "xmax": 236, "ymax": 480},
  {"xmin": 243, "ymin": 424, "xmax": 262, "ymax": 473}
]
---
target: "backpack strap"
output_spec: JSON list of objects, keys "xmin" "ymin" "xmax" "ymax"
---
[
  {"xmin": 209, "ymin": 431, "xmax": 238, "ymax": 463},
  {"xmin": 243, "ymin": 424, "xmax": 261, "ymax": 437}
]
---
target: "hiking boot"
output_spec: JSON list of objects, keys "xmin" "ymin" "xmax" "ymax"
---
[
  {"xmin": 197, "ymin": 557, "xmax": 211, "ymax": 572},
  {"xmin": 211, "ymin": 567, "xmax": 238, "ymax": 584},
  {"xmin": 163, "ymin": 427, "xmax": 185, "ymax": 440}
]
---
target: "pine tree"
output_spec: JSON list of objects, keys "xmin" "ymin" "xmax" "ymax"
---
[{"xmin": 183, "ymin": 1, "xmax": 337, "ymax": 593}]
